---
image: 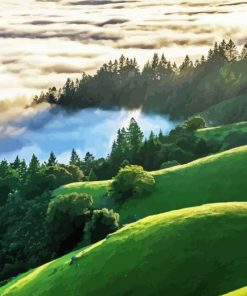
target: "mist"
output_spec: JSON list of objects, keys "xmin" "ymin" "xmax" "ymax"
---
[{"xmin": 0, "ymin": 107, "xmax": 177, "ymax": 163}]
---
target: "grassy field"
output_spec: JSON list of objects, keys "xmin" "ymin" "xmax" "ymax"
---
[
  {"xmin": 53, "ymin": 146, "xmax": 247, "ymax": 223},
  {"xmin": 2, "ymin": 203, "xmax": 247, "ymax": 296},
  {"xmin": 197, "ymin": 121, "xmax": 247, "ymax": 151}
]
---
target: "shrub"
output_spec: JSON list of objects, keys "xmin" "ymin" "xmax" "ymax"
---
[
  {"xmin": 183, "ymin": 116, "xmax": 206, "ymax": 131},
  {"xmin": 110, "ymin": 165, "xmax": 155, "ymax": 202},
  {"xmin": 46, "ymin": 192, "xmax": 93, "ymax": 252},
  {"xmin": 84, "ymin": 208, "xmax": 119, "ymax": 243}
]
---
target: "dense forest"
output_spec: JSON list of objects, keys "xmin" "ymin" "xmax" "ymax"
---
[{"xmin": 34, "ymin": 40, "xmax": 247, "ymax": 123}]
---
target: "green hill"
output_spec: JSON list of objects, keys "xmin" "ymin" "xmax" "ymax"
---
[
  {"xmin": 2, "ymin": 203, "xmax": 247, "ymax": 296},
  {"xmin": 197, "ymin": 121, "xmax": 247, "ymax": 151},
  {"xmin": 54, "ymin": 146, "xmax": 247, "ymax": 223},
  {"xmin": 225, "ymin": 286, "xmax": 247, "ymax": 296},
  {"xmin": 199, "ymin": 94, "xmax": 247, "ymax": 125}
]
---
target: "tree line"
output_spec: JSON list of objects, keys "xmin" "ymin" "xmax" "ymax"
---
[{"xmin": 33, "ymin": 40, "xmax": 247, "ymax": 122}]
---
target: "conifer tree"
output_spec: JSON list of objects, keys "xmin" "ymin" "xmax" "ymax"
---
[
  {"xmin": 69, "ymin": 149, "xmax": 81, "ymax": 167},
  {"xmin": 47, "ymin": 152, "xmax": 57, "ymax": 167}
]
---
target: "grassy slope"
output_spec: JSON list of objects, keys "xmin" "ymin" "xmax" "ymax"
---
[
  {"xmin": 197, "ymin": 121, "xmax": 247, "ymax": 151},
  {"xmin": 2, "ymin": 203, "xmax": 247, "ymax": 296},
  {"xmin": 199, "ymin": 94, "xmax": 247, "ymax": 125},
  {"xmin": 54, "ymin": 146, "xmax": 247, "ymax": 223},
  {"xmin": 225, "ymin": 286, "xmax": 247, "ymax": 296}
]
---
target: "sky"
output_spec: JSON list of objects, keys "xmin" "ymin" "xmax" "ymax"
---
[{"xmin": 1, "ymin": 0, "xmax": 247, "ymax": 100}]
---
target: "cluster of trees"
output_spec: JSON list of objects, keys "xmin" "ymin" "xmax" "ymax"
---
[
  {"xmin": 64, "ymin": 116, "xmax": 218, "ymax": 179},
  {"xmin": 34, "ymin": 40, "xmax": 247, "ymax": 122}
]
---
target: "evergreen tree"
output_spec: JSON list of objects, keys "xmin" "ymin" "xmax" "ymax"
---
[
  {"xmin": 10, "ymin": 156, "xmax": 21, "ymax": 170},
  {"xmin": 226, "ymin": 40, "xmax": 238, "ymax": 61},
  {"xmin": 69, "ymin": 149, "xmax": 81, "ymax": 167},
  {"xmin": 47, "ymin": 152, "xmax": 57, "ymax": 167},
  {"xmin": 127, "ymin": 118, "xmax": 144, "ymax": 162},
  {"xmin": 28, "ymin": 154, "xmax": 40, "ymax": 174}
]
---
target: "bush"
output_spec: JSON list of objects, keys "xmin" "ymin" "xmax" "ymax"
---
[
  {"xmin": 183, "ymin": 116, "xmax": 206, "ymax": 131},
  {"xmin": 46, "ymin": 192, "xmax": 93, "ymax": 252},
  {"xmin": 84, "ymin": 208, "xmax": 119, "ymax": 243},
  {"xmin": 160, "ymin": 160, "xmax": 180, "ymax": 169},
  {"xmin": 110, "ymin": 165, "xmax": 155, "ymax": 202}
]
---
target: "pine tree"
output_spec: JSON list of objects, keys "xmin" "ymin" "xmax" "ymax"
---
[
  {"xmin": 226, "ymin": 39, "xmax": 238, "ymax": 61},
  {"xmin": 28, "ymin": 154, "xmax": 40, "ymax": 174},
  {"xmin": 11, "ymin": 156, "xmax": 21, "ymax": 170},
  {"xmin": 69, "ymin": 149, "xmax": 81, "ymax": 167},
  {"xmin": 127, "ymin": 118, "xmax": 144, "ymax": 162},
  {"xmin": 47, "ymin": 152, "xmax": 57, "ymax": 167},
  {"xmin": 179, "ymin": 55, "xmax": 193, "ymax": 73}
]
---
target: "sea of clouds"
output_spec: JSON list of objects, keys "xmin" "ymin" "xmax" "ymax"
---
[{"xmin": 1, "ymin": 0, "xmax": 247, "ymax": 99}]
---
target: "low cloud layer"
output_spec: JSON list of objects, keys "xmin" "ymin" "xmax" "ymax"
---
[
  {"xmin": 0, "ymin": 0, "xmax": 247, "ymax": 101},
  {"xmin": 0, "ymin": 107, "xmax": 176, "ymax": 163}
]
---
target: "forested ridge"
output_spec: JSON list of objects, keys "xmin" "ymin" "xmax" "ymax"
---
[{"xmin": 34, "ymin": 40, "xmax": 247, "ymax": 122}]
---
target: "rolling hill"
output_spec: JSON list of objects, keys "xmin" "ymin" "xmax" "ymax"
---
[
  {"xmin": 53, "ymin": 145, "xmax": 247, "ymax": 223},
  {"xmin": 2, "ymin": 203, "xmax": 247, "ymax": 296},
  {"xmin": 199, "ymin": 95, "xmax": 247, "ymax": 126},
  {"xmin": 197, "ymin": 121, "xmax": 247, "ymax": 151},
  {"xmin": 225, "ymin": 286, "xmax": 247, "ymax": 296}
]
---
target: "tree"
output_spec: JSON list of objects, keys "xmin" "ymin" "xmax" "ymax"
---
[
  {"xmin": 84, "ymin": 208, "xmax": 119, "ymax": 243},
  {"xmin": 110, "ymin": 165, "xmax": 155, "ymax": 202},
  {"xmin": 0, "ymin": 161, "xmax": 19, "ymax": 205},
  {"xmin": 60, "ymin": 164, "xmax": 84, "ymax": 182},
  {"xmin": 47, "ymin": 152, "xmax": 57, "ymax": 167},
  {"xmin": 46, "ymin": 193, "xmax": 93, "ymax": 253},
  {"xmin": 225, "ymin": 40, "xmax": 239, "ymax": 62},
  {"xmin": 183, "ymin": 116, "xmax": 206, "ymax": 131},
  {"xmin": 69, "ymin": 149, "xmax": 81, "ymax": 167},
  {"xmin": 127, "ymin": 118, "xmax": 144, "ymax": 161},
  {"xmin": 45, "ymin": 166, "xmax": 73, "ymax": 189},
  {"xmin": 28, "ymin": 154, "xmax": 40, "ymax": 174},
  {"xmin": 109, "ymin": 128, "xmax": 129, "ymax": 170}
]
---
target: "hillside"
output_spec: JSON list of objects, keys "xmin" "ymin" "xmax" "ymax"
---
[
  {"xmin": 54, "ymin": 145, "xmax": 247, "ymax": 223},
  {"xmin": 2, "ymin": 203, "xmax": 247, "ymax": 296},
  {"xmin": 197, "ymin": 121, "xmax": 247, "ymax": 151},
  {"xmin": 225, "ymin": 286, "xmax": 247, "ymax": 296},
  {"xmin": 199, "ymin": 95, "xmax": 247, "ymax": 126}
]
